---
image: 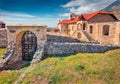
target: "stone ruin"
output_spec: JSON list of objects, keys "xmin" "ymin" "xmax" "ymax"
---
[
  {"xmin": 0, "ymin": 25, "xmax": 120, "ymax": 70},
  {"xmin": 0, "ymin": 24, "xmax": 47, "ymax": 70}
]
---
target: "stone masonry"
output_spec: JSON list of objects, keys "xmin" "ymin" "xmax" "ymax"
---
[
  {"xmin": 0, "ymin": 24, "xmax": 47, "ymax": 69},
  {"xmin": 0, "ymin": 29, "xmax": 7, "ymax": 48},
  {"xmin": 45, "ymin": 42, "xmax": 120, "ymax": 57}
]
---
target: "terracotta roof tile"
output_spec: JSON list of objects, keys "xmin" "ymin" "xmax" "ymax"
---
[
  {"xmin": 59, "ymin": 10, "xmax": 115, "ymax": 24},
  {"xmin": 59, "ymin": 16, "xmax": 81, "ymax": 24},
  {"xmin": 81, "ymin": 10, "xmax": 111, "ymax": 20}
]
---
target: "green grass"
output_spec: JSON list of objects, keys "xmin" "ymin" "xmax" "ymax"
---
[
  {"xmin": 20, "ymin": 49, "xmax": 120, "ymax": 84},
  {"xmin": 0, "ymin": 48, "xmax": 120, "ymax": 84},
  {"xmin": 0, "ymin": 48, "xmax": 23, "ymax": 84},
  {"xmin": 0, "ymin": 70, "xmax": 21, "ymax": 84},
  {"xmin": 0, "ymin": 48, "xmax": 5, "ymax": 60}
]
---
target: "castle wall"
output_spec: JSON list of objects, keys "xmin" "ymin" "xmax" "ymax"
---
[
  {"xmin": 0, "ymin": 29, "xmax": 7, "ymax": 48},
  {"xmin": 45, "ymin": 42, "xmax": 120, "ymax": 57}
]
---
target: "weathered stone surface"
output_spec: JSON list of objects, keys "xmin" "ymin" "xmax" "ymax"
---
[
  {"xmin": 0, "ymin": 41, "xmax": 15, "ymax": 70},
  {"xmin": 45, "ymin": 42, "xmax": 120, "ymax": 56},
  {"xmin": 31, "ymin": 44, "xmax": 45, "ymax": 64},
  {"xmin": 0, "ymin": 29, "xmax": 7, "ymax": 48},
  {"xmin": 0, "ymin": 25, "xmax": 47, "ymax": 70}
]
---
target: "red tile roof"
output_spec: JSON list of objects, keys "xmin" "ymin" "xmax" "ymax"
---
[
  {"xmin": 59, "ymin": 10, "xmax": 115, "ymax": 24},
  {"xmin": 59, "ymin": 16, "xmax": 81, "ymax": 24},
  {"xmin": 53, "ymin": 28, "xmax": 59, "ymax": 31},
  {"xmin": 81, "ymin": 10, "xmax": 112, "ymax": 20}
]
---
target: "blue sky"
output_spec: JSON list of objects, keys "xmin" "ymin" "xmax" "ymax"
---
[{"xmin": 0, "ymin": 0, "xmax": 116, "ymax": 27}]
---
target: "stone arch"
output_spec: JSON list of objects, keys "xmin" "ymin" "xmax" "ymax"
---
[{"xmin": 77, "ymin": 23, "xmax": 82, "ymax": 30}]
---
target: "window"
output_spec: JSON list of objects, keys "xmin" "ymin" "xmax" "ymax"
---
[
  {"xmin": 103, "ymin": 25, "xmax": 109, "ymax": 36},
  {"xmin": 9, "ymin": 30, "xmax": 16, "ymax": 33},
  {"xmin": 89, "ymin": 26, "xmax": 93, "ymax": 33},
  {"xmin": 77, "ymin": 23, "xmax": 81, "ymax": 30},
  {"xmin": 83, "ymin": 23, "xmax": 86, "ymax": 30},
  {"xmin": 2, "ymin": 24, "xmax": 5, "ymax": 28}
]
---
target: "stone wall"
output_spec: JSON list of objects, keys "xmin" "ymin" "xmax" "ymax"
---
[
  {"xmin": 0, "ymin": 29, "xmax": 7, "ymax": 48},
  {"xmin": 86, "ymin": 22, "xmax": 120, "ymax": 45},
  {"xmin": 47, "ymin": 34, "xmax": 80, "ymax": 43},
  {"xmin": 45, "ymin": 42, "xmax": 120, "ymax": 57}
]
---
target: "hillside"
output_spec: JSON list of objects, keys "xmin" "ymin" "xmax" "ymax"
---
[
  {"xmin": 0, "ymin": 49, "xmax": 120, "ymax": 84},
  {"xmin": 104, "ymin": 0, "xmax": 120, "ymax": 19}
]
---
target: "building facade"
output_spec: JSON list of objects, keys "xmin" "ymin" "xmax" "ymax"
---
[{"xmin": 58, "ymin": 10, "xmax": 120, "ymax": 46}]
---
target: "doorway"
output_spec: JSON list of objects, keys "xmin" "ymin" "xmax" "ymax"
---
[{"xmin": 21, "ymin": 31, "xmax": 37, "ymax": 61}]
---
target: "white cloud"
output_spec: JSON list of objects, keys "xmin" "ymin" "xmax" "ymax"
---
[
  {"xmin": 0, "ymin": 10, "xmax": 58, "ymax": 27},
  {"xmin": 59, "ymin": 13, "xmax": 70, "ymax": 17},
  {"xmin": 61, "ymin": 0, "xmax": 116, "ymax": 17},
  {"xmin": 62, "ymin": 0, "xmax": 91, "ymax": 8}
]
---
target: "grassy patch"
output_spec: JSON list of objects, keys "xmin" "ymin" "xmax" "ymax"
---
[
  {"xmin": 20, "ymin": 49, "xmax": 120, "ymax": 84},
  {"xmin": 0, "ymin": 70, "xmax": 21, "ymax": 84},
  {"xmin": 75, "ymin": 65, "xmax": 85, "ymax": 71},
  {"xmin": 0, "ymin": 48, "xmax": 120, "ymax": 84},
  {"xmin": 0, "ymin": 48, "xmax": 5, "ymax": 60}
]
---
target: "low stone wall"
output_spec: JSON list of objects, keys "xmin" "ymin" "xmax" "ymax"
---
[{"xmin": 45, "ymin": 42, "xmax": 120, "ymax": 56}]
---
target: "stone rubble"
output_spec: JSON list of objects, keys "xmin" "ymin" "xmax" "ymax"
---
[{"xmin": 0, "ymin": 41, "xmax": 15, "ymax": 70}]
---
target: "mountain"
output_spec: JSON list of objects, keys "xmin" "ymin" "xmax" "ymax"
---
[
  {"xmin": 104, "ymin": 0, "xmax": 120, "ymax": 11},
  {"xmin": 104, "ymin": 0, "xmax": 120, "ymax": 19}
]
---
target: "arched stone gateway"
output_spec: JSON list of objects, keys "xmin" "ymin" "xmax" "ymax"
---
[
  {"xmin": 22, "ymin": 31, "xmax": 37, "ymax": 61},
  {"xmin": 0, "ymin": 24, "xmax": 47, "ymax": 69}
]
